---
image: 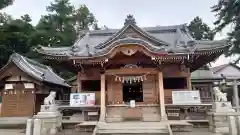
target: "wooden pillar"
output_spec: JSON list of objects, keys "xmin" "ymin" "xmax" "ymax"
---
[
  {"xmin": 158, "ymin": 72, "xmax": 167, "ymax": 120},
  {"xmin": 187, "ymin": 72, "xmax": 192, "ymax": 90},
  {"xmin": 100, "ymin": 74, "xmax": 106, "ymax": 121},
  {"xmin": 77, "ymin": 72, "xmax": 81, "ymax": 93}
]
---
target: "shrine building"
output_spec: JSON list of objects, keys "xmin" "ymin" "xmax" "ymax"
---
[
  {"xmin": 37, "ymin": 15, "xmax": 230, "ymax": 122},
  {"xmin": 0, "ymin": 53, "xmax": 70, "ymax": 117}
]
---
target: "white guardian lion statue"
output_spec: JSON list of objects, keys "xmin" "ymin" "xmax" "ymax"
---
[
  {"xmin": 44, "ymin": 91, "xmax": 56, "ymax": 105},
  {"xmin": 213, "ymin": 87, "xmax": 227, "ymax": 102}
]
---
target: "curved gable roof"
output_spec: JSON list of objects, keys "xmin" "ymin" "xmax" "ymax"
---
[
  {"xmin": 37, "ymin": 15, "xmax": 230, "ymax": 58},
  {"xmin": 94, "ymin": 22, "xmax": 170, "ymax": 50},
  {"xmin": 0, "ymin": 53, "xmax": 70, "ymax": 87}
]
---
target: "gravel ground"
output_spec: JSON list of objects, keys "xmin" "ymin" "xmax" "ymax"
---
[{"xmin": 0, "ymin": 128, "xmax": 216, "ymax": 135}]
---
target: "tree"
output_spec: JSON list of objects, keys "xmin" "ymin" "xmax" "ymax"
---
[
  {"xmin": 0, "ymin": 0, "xmax": 99, "ymax": 79},
  {"xmin": 0, "ymin": 12, "xmax": 12, "ymax": 25},
  {"xmin": 30, "ymin": 0, "xmax": 76, "ymax": 47},
  {"xmin": 0, "ymin": 0, "xmax": 14, "ymax": 10},
  {"xmin": 212, "ymin": 0, "xmax": 240, "ymax": 62},
  {"xmin": 30, "ymin": 0, "xmax": 97, "ymax": 48},
  {"xmin": 188, "ymin": 16, "xmax": 215, "ymax": 40},
  {"xmin": 21, "ymin": 14, "xmax": 32, "ymax": 23},
  {"xmin": 28, "ymin": 0, "xmax": 98, "ymax": 79},
  {"xmin": 74, "ymin": 4, "xmax": 96, "ymax": 32},
  {"xmin": 0, "ymin": 14, "xmax": 35, "ymax": 67}
]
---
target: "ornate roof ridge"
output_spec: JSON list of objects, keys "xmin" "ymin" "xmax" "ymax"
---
[
  {"xmin": 87, "ymin": 24, "xmax": 188, "ymax": 35},
  {"xmin": 95, "ymin": 15, "xmax": 170, "ymax": 50}
]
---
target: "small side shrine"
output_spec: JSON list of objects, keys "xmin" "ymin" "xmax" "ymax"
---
[
  {"xmin": 37, "ymin": 15, "xmax": 230, "ymax": 123},
  {"xmin": 0, "ymin": 53, "xmax": 71, "ymax": 117}
]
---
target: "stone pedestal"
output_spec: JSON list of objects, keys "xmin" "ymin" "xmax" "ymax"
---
[
  {"xmin": 33, "ymin": 105, "xmax": 62, "ymax": 135},
  {"xmin": 212, "ymin": 102, "xmax": 235, "ymax": 112},
  {"xmin": 208, "ymin": 101, "xmax": 236, "ymax": 134}
]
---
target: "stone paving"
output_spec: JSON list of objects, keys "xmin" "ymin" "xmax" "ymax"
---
[
  {"xmin": 58, "ymin": 128, "xmax": 216, "ymax": 135},
  {"xmin": 0, "ymin": 129, "xmax": 25, "ymax": 135},
  {"xmin": 0, "ymin": 128, "xmax": 215, "ymax": 135}
]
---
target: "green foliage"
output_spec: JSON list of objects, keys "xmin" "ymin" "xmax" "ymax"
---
[
  {"xmin": 0, "ymin": 14, "xmax": 35, "ymax": 67},
  {"xmin": 188, "ymin": 16, "xmax": 215, "ymax": 40},
  {"xmin": 0, "ymin": 0, "xmax": 14, "ymax": 10},
  {"xmin": 0, "ymin": 0, "xmax": 98, "ymax": 79},
  {"xmin": 212, "ymin": 0, "xmax": 240, "ymax": 60},
  {"xmin": 74, "ymin": 4, "xmax": 96, "ymax": 31},
  {"xmin": 30, "ymin": 1, "xmax": 96, "ymax": 48}
]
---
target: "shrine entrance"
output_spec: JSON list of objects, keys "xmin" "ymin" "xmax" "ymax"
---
[{"xmin": 122, "ymin": 81, "xmax": 143, "ymax": 102}]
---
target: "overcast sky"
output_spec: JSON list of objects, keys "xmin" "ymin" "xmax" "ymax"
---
[{"xmin": 2, "ymin": 0, "xmax": 235, "ymax": 66}]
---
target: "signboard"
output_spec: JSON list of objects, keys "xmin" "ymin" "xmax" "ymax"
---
[
  {"xmin": 172, "ymin": 91, "xmax": 201, "ymax": 105},
  {"xmin": 70, "ymin": 93, "xmax": 95, "ymax": 107}
]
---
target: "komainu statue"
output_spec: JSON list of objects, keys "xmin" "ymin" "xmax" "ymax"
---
[
  {"xmin": 44, "ymin": 91, "xmax": 56, "ymax": 105},
  {"xmin": 213, "ymin": 87, "xmax": 227, "ymax": 102}
]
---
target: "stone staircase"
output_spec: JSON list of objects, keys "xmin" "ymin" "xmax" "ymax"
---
[
  {"xmin": 94, "ymin": 122, "xmax": 172, "ymax": 135},
  {"xmin": 106, "ymin": 106, "xmax": 161, "ymax": 122}
]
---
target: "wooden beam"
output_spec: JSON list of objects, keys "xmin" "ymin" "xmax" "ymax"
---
[{"xmin": 105, "ymin": 68, "xmax": 158, "ymax": 75}]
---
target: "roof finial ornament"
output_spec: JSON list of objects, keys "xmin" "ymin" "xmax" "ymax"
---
[{"xmin": 124, "ymin": 14, "xmax": 136, "ymax": 25}]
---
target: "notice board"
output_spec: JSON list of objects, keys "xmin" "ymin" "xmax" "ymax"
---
[
  {"xmin": 172, "ymin": 91, "xmax": 201, "ymax": 105},
  {"xmin": 70, "ymin": 93, "xmax": 95, "ymax": 107}
]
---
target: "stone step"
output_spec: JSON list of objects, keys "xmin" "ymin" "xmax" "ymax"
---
[
  {"xmin": 98, "ymin": 125, "xmax": 167, "ymax": 130},
  {"xmin": 99, "ymin": 122, "xmax": 165, "ymax": 125},
  {"xmin": 96, "ymin": 122, "xmax": 171, "ymax": 135},
  {"xmin": 97, "ymin": 129, "xmax": 169, "ymax": 134}
]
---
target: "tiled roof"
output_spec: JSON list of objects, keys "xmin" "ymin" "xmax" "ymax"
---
[
  {"xmin": 37, "ymin": 15, "xmax": 229, "ymax": 58},
  {"xmin": 211, "ymin": 64, "xmax": 228, "ymax": 73},
  {"xmin": 1, "ymin": 53, "xmax": 71, "ymax": 87},
  {"xmin": 210, "ymin": 63, "xmax": 240, "ymax": 74},
  {"xmin": 191, "ymin": 68, "xmax": 222, "ymax": 80}
]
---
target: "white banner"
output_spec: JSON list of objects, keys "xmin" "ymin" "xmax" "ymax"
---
[
  {"xmin": 172, "ymin": 91, "xmax": 201, "ymax": 105},
  {"xmin": 70, "ymin": 93, "xmax": 95, "ymax": 107}
]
